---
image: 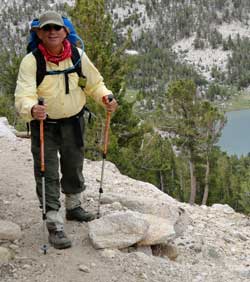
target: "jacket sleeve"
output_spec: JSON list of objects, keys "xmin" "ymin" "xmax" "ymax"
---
[
  {"xmin": 80, "ymin": 50, "xmax": 112, "ymax": 105},
  {"xmin": 14, "ymin": 54, "xmax": 38, "ymax": 122}
]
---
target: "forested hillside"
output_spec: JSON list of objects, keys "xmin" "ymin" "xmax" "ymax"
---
[{"xmin": 1, "ymin": 0, "xmax": 250, "ymax": 214}]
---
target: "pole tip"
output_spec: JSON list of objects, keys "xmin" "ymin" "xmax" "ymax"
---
[{"xmin": 41, "ymin": 244, "xmax": 48, "ymax": 254}]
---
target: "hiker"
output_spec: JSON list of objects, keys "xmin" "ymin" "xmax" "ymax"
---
[{"xmin": 14, "ymin": 11, "xmax": 117, "ymax": 249}]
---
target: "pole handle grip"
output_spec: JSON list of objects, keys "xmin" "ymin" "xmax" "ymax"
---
[
  {"xmin": 102, "ymin": 94, "xmax": 114, "ymax": 106},
  {"xmin": 38, "ymin": 97, "xmax": 44, "ymax": 106},
  {"xmin": 107, "ymin": 94, "xmax": 113, "ymax": 103}
]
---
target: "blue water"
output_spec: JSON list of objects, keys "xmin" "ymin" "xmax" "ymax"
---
[{"xmin": 218, "ymin": 109, "xmax": 250, "ymax": 156}]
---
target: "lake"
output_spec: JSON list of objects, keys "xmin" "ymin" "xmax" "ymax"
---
[{"xmin": 218, "ymin": 109, "xmax": 250, "ymax": 156}]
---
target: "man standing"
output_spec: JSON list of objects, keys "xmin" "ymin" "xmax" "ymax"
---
[{"xmin": 15, "ymin": 11, "xmax": 117, "ymax": 249}]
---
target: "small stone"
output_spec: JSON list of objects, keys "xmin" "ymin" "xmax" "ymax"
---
[
  {"xmin": 239, "ymin": 269, "xmax": 250, "ymax": 279},
  {"xmin": 100, "ymin": 249, "xmax": 118, "ymax": 258},
  {"xmin": 139, "ymin": 273, "xmax": 148, "ymax": 280},
  {"xmin": 23, "ymin": 264, "xmax": 31, "ymax": 269},
  {"xmin": 0, "ymin": 246, "xmax": 14, "ymax": 263},
  {"xmin": 231, "ymin": 247, "xmax": 236, "ymax": 254},
  {"xmin": 151, "ymin": 270, "xmax": 157, "ymax": 276},
  {"xmin": 223, "ymin": 236, "xmax": 234, "ymax": 244},
  {"xmin": 203, "ymin": 245, "xmax": 221, "ymax": 259},
  {"xmin": 16, "ymin": 192, "xmax": 22, "ymax": 198},
  {"xmin": 79, "ymin": 264, "xmax": 90, "ymax": 273},
  {"xmin": 110, "ymin": 202, "xmax": 123, "ymax": 210},
  {"xmin": 237, "ymin": 233, "xmax": 248, "ymax": 241},
  {"xmin": 9, "ymin": 244, "xmax": 19, "ymax": 250}
]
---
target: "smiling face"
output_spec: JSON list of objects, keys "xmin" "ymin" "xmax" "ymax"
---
[{"xmin": 37, "ymin": 25, "xmax": 68, "ymax": 55}]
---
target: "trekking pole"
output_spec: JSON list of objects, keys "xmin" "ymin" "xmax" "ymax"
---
[
  {"xmin": 38, "ymin": 97, "xmax": 48, "ymax": 254},
  {"xmin": 97, "ymin": 95, "xmax": 113, "ymax": 218}
]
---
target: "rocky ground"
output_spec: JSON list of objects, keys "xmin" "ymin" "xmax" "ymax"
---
[{"xmin": 1, "ymin": 118, "xmax": 250, "ymax": 282}]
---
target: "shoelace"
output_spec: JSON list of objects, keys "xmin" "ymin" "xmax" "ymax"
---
[{"xmin": 55, "ymin": 231, "xmax": 66, "ymax": 238}]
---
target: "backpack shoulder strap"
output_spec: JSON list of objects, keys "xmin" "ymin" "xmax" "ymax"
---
[
  {"xmin": 32, "ymin": 48, "xmax": 46, "ymax": 87},
  {"xmin": 70, "ymin": 45, "xmax": 84, "ymax": 78}
]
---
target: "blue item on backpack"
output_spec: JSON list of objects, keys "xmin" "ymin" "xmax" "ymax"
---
[{"xmin": 62, "ymin": 16, "xmax": 79, "ymax": 45}]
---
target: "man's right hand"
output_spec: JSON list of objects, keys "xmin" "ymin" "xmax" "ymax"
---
[{"xmin": 31, "ymin": 104, "xmax": 46, "ymax": 120}]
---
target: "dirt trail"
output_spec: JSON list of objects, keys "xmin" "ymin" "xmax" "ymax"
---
[{"xmin": 0, "ymin": 137, "xmax": 128, "ymax": 282}]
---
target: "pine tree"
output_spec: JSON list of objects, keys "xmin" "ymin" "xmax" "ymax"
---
[
  {"xmin": 0, "ymin": 49, "xmax": 23, "ymax": 127},
  {"xmin": 198, "ymin": 101, "xmax": 226, "ymax": 205},
  {"xmin": 68, "ymin": 0, "xmax": 142, "ymax": 181},
  {"xmin": 161, "ymin": 79, "xmax": 226, "ymax": 205}
]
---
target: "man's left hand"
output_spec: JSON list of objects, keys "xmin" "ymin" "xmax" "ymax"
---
[{"xmin": 102, "ymin": 95, "xmax": 118, "ymax": 112}]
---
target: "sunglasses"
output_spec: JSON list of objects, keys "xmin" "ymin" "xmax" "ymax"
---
[{"xmin": 42, "ymin": 24, "xmax": 63, "ymax": 31}]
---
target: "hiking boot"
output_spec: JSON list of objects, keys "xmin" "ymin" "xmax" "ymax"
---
[
  {"xmin": 66, "ymin": 207, "xmax": 95, "ymax": 222},
  {"xmin": 48, "ymin": 230, "xmax": 72, "ymax": 249}
]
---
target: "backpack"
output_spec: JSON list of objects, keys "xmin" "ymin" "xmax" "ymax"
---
[{"xmin": 27, "ymin": 16, "xmax": 85, "ymax": 94}]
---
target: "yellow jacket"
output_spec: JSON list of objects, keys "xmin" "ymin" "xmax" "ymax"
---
[{"xmin": 15, "ymin": 48, "xmax": 111, "ymax": 121}]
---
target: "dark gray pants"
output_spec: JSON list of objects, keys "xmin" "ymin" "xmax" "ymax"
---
[{"xmin": 30, "ymin": 116, "xmax": 85, "ymax": 211}]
